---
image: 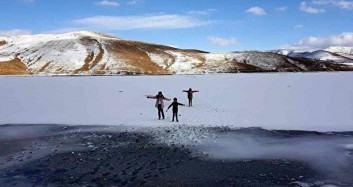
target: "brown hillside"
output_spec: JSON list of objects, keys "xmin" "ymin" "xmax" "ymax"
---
[
  {"xmin": 0, "ymin": 57, "xmax": 29, "ymax": 75},
  {"xmin": 105, "ymin": 40, "xmax": 171, "ymax": 74},
  {"xmin": 0, "ymin": 40, "xmax": 6, "ymax": 47}
]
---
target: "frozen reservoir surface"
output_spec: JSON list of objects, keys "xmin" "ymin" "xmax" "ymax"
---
[
  {"xmin": 1, "ymin": 72, "xmax": 353, "ymax": 131},
  {"xmin": 1, "ymin": 73, "xmax": 353, "ymax": 186}
]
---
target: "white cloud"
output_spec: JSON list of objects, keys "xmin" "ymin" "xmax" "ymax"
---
[
  {"xmin": 294, "ymin": 24, "xmax": 304, "ymax": 29},
  {"xmin": 279, "ymin": 32, "xmax": 353, "ymax": 51},
  {"xmin": 127, "ymin": 0, "xmax": 139, "ymax": 5},
  {"xmin": 300, "ymin": 2, "xmax": 326, "ymax": 13},
  {"xmin": 207, "ymin": 36, "xmax": 238, "ymax": 47},
  {"xmin": 246, "ymin": 7, "xmax": 267, "ymax": 15},
  {"xmin": 0, "ymin": 29, "xmax": 31, "ymax": 37},
  {"xmin": 186, "ymin": 9, "xmax": 217, "ymax": 15},
  {"xmin": 71, "ymin": 14, "xmax": 213, "ymax": 30},
  {"xmin": 276, "ymin": 6, "xmax": 288, "ymax": 11},
  {"xmin": 95, "ymin": 1, "xmax": 119, "ymax": 7},
  {"xmin": 313, "ymin": 0, "xmax": 353, "ymax": 10}
]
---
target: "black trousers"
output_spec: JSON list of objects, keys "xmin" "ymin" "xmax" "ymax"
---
[
  {"xmin": 172, "ymin": 110, "xmax": 178, "ymax": 122},
  {"xmin": 188, "ymin": 98, "xmax": 193, "ymax": 106},
  {"xmin": 158, "ymin": 104, "xmax": 165, "ymax": 119}
]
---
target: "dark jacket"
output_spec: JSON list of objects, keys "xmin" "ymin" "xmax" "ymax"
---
[
  {"xmin": 168, "ymin": 102, "xmax": 184, "ymax": 112},
  {"xmin": 183, "ymin": 90, "xmax": 199, "ymax": 99}
]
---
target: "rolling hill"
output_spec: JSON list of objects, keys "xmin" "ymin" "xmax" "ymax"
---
[
  {"xmin": 273, "ymin": 48, "xmax": 353, "ymax": 64},
  {"xmin": 0, "ymin": 31, "xmax": 352, "ymax": 75}
]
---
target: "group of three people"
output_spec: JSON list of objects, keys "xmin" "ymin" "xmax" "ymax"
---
[{"xmin": 147, "ymin": 88, "xmax": 199, "ymax": 122}]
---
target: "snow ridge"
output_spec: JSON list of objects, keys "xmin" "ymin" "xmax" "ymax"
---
[
  {"xmin": 273, "ymin": 48, "xmax": 353, "ymax": 64},
  {"xmin": 1, "ymin": 31, "xmax": 353, "ymax": 75}
]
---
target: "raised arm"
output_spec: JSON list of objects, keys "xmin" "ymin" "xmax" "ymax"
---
[
  {"xmin": 167, "ymin": 103, "xmax": 173, "ymax": 110},
  {"xmin": 147, "ymin": 96, "xmax": 157, "ymax": 99},
  {"xmin": 182, "ymin": 90, "xmax": 188, "ymax": 92},
  {"xmin": 163, "ymin": 97, "xmax": 171, "ymax": 101},
  {"xmin": 178, "ymin": 102, "xmax": 185, "ymax": 106},
  {"xmin": 192, "ymin": 90, "xmax": 199, "ymax": 93}
]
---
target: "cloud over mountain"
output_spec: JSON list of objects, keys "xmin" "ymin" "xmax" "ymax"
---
[
  {"xmin": 279, "ymin": 32, "xmax": 353, "ymax": 51},
  {"xmin": 71, "ymin": 14, "xmax": 213, "ymax": 30},
  {"xmin": 207, "ymin": 36, "xmax": 238, "ymax": 47}
]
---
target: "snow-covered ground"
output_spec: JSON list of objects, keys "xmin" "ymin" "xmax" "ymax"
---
[{"xmin": 1, "ymin": 73, "xmax": 353, "ymax": 131}]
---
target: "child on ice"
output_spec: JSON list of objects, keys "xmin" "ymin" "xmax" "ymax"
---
[
  {"xmin": 182, "ymin": 88, "xmax": 199, "ymax": 107},
  {"xmin": 166, "ymin": 98, "xmax": 185, "ymax": 122}
]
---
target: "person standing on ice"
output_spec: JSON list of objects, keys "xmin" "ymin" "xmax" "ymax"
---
[
  {"xmin": 183, "ymin": 88, "xmax": 199, "ymax": 107},
  {"xmin": 166, "ymin": 98, "xmax": 185, "ymax": 122},
  {"xmin": 147, "ymin": 91, "xmax": 171, "ymax": 120}
]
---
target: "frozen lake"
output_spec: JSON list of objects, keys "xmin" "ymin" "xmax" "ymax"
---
[
  {"xmin": 1, "ymin": 73, "xmax": 353, "ymax": 186},
  {"xmin": 1, "ymin": 72, "xmax": 353, "ymax": 131}
]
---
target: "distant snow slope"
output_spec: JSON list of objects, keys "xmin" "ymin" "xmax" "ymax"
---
[
  {"xmin": 1, "ymin": 31, "xmax": 352, "ymax": 75},
  {"xmin": 325, "ymin": 46, "xmax": 353, "ymax": 55},
  {"xmin": 288, "ymin": 50, "xmax": 353, "ymax": 63},
  {"xmin": 1, "ymin": 73, "xmax": 353, "ymax": 131},
  {"xmin": 325, "ymin": 46, "xmax": 353, "ymax": 60},
  {"xmin": 273, "ymin": 47, "xmax": 353, "ymax": 64}
]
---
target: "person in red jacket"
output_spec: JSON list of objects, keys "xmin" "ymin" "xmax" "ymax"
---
[
  {"xmin": 166, "ymin": 98, "xmax": 185, "ymax": 122},
  {"xmin": 147, "ymin": 91, "xmax": 171, "ymax": 120},
  {"xmin": 182, "ymin": 88, "xmax": 199, "ymax": 107}
]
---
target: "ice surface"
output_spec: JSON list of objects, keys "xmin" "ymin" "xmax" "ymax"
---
[{"xmin": 1, "ymin": 73, "xmax": 353, "ymax": 131}]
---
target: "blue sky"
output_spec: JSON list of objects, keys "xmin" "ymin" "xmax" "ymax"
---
[{"xmin": 0, "ymin": 0, "xmax": 353, "ymax": 52}]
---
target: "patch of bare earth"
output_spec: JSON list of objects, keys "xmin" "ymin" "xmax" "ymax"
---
[
  {"xmin": 202, "ymin": 59, "xmax": 263, "ymax": 73},
  {"xmin": 159, "ymin": 52, "xmax": 175, "ymax": 69},
  {"xmin": 93, "ymin": 63, "xmax": 107, "ymax": 75},
  {"xmin": 189, "ymin": 53, "xmax": 206, "ymax": 69},
  {"xmin": 326, "ymin": 63, "xmax": 353, "ymax": 71},
  {"xmin": 233, "ymin": 62, "xmax": 264, "ymax": 72},
  {"xmin": 74, "ymin": 51, "xmax": 93, "ymax": 74},
  {"xmin": 0, "ymin": 40, "xmax": 6, "ymax": 47},
  {"xmin": 133, "ymin": 44, "xmax": 177, "ymax": 70},
  {"xmin": 39, "ymin": 62, "xmax": 51, "ymax": 72},
  {"xmin": 89, "ymin": 40, "xmax": 104, "ymax": 76},
  {"xmin": 105, "ymin": 40, "xmax": 171, "ymax": 74},
  {"xmin": 0, "ymin": 58, "xmax": 29, "ymax": 75},
  {"xmin": 74, "ymin": 37, "xmax": 103, "ymax": 74},
  {"xmin": 286, "ymin": 57, "xmax": 332, "ymax": 71}
]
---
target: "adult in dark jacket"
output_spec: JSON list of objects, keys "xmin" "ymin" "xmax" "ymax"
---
[{"xmin": 182, "ymin": 88, "xmax": 199, "ymax": 107}]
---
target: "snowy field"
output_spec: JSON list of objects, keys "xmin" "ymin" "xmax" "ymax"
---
[
  {"xmin": 1, "ymin": 72, "xmax": 353, "ymax": 131},
  {"xmin": 1, "ymin": 73, "xmax": 353, "ymax": 186}
]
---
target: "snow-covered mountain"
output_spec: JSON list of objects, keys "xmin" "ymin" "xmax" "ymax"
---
[
  {"xmin": 0, "ymin": 31, "xmax": 352, "ymax": 75},
  {"xmin": 325, "ymin": 46, "xmax": 353, "ymax": 55},
  {"xmin": 273, "ymin": 47, "xmax": 353, "ymax": 64},
  {"xmin": 325, "ymin": 46, "xmax": 353, "ymax": 60}
]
